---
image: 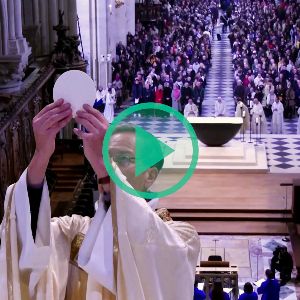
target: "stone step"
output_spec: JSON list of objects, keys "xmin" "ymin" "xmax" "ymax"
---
[{"xmin": 189, "ymin": 221, "xmax": 289, "ymax": 235}]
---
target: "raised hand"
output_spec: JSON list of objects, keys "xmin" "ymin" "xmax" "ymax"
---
[
  {"xmin": 32, "ymin": 99, "xmax": 72, "ymax": 158},
  {"xmin": 74, "ymin": 104, "xmax": 109, "ymax": 178},
  {"xmin": 27, "ymin": 99, "xmax": 72, "ymax": 186}
]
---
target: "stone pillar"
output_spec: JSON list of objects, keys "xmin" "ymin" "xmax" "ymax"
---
[
  {"xmin": 33, "ymin": 0, "xmax": 40, "ymax": 25},
  {"xmin": 7, "ymin": 0, "xmax": 15, "ymax": 40},
  {"xmin": 0, "ymin": 0, "xmax": 31, "ymax": 90},
  {"xmin": 0, "ymin": 0, "xmax": 9, "ymax": 55},
  {"xmin": 68, "ymin": 0, "xmax": 77, "ymax": 36},
  {"xmin": 114, "ymin": 1, "xmax": 127, "ymax": 45},
  {"xmin": 89, "ymin": 0, "xmax": 109, "ymax": 88},
  {"xmin": 48, "ymin": 0, "xmax": 58, "ymax": 50},
  {"xmin": 127, "ymin": 0, "xmax": 135, "ymax": 35},
  {"xmin": 40, "ymin": 0, "xmax": 49, "ymax": 54},
  {"xmin": 14, "ymin": 0, "xmax": 22, "ymax": 38}
]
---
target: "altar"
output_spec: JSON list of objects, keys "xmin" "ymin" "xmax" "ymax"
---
[
  {"xmin": 162, "ymin": 139, "xmax": 268, "ymax": 173},
  {"xmin": 161, "ymin": 117, "xmax": 268, "ymax": 173}
]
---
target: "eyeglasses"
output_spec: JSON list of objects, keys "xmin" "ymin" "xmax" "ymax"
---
[{"xmin": 111, "ymin": 154, "xmax": 135, "ymax": 168}]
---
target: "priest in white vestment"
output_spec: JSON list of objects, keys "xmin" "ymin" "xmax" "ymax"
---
[
  {"xmin": 271, "ymin": 99, "xmax": 284, "ymax": 134},
  {"xmin": 214, "ymin": 97, "xmax": 226, "ymax": 117},
  {"xmin": 0, "ymin": 99, "xmax": 200, "ymax": 300},
  {"xmin": 104, "ymin": 84, "xmax": 116, "ymax": 123},
  {"xmin": 250, "ymin": 98, "xmax": 267, "ymax": 134},
  {"xmin": 184, "ymin": 99, "xmax": 199, "ymax": 118},
  {"xmin": 235, "ymin": 100, "xmax": 250, "ymax": 133}
]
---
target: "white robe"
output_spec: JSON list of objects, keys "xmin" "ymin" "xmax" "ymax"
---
[
  {"xmin": 184, "ymin": 103, "xmax": 198, "ymax": 118},
  {"xmin": 0, "ymin": 169, "xmax": 199, "ymax": 300},
  {"xmin": 214, "ymin": 100, "xmax": 226, "ymax": 117},
  {"xmin": 271, "ymin": 101, "xmax": 284, "ymax": 134},
  {"xmin": 250, "ymin": 103, "xmax": 267, "ymax": 134},
  {"xmin": 104, "ymin": 93, "xmax": 115, "ymax": 123},
  {"xmin": 235, "ymin": 102, "xmax": 250, "ymax": 133},
  {"xmin": 297, "ymin": 107, "xmax": 300, "ymax": 135}
]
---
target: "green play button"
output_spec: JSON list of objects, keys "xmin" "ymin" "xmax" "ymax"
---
[
  {"xmin": 102, "ymin": 103, "xmax": 198, "ymax": 199},
  {"xmin": 135, "ymin": 126, "xmax": 174, "ymax": 176}
]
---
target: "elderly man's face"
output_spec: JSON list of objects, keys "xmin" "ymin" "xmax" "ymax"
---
[{"xmin": 109, "ymin": 132, "xmax": 158, "ymax": 192}]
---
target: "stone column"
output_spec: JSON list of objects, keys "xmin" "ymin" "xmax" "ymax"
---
[
  {"xmin": 68, "ymin": 0, "xmax": 78, "ymax": 35},
  {"xmin": 14, "ymin": 0, "xmax": 22, "ymax": 39},
  {"xmin": 127, "ymin": 0, "xmax": 135, "ymax": 35},
  {"xmin": 0, "ymin": 0, "xmax": 9, "ymax": 55},
  {"xmin": 89, "ymin": 0, "xmax": 97, "ymax": 84},
  {"xmin": 7, "ymin": 0, "xmax": 15, "ymax": 40},
  {"xmin": 114, "ymin": 1, "xmax": 127, "ymax": 45},
  {"xmin": 0, "ymin": 0, "xmax": 31, "ymax": 90},
  {"xmin": 40, "ymin": 0, "xmax": 49, "ymax": 54},
  {"xmin": 33, "ymin": 0, "xmax": 40, "ymax": 25},
  {"xmin": 89, "ymin": 0, "xmax": 108, "ymax": 88},
  {"xmin": 48, "ymin": 0, "xmax": 58, "ymax": 50}
]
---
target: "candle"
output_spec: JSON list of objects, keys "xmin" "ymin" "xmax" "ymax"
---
[
  {"xmin": 242, "ymin": 110, "xmax": 246, "ymax": 117},
  {"xmin": 239, "ymin": 102, "xmax": 243, "ymax": 108},
  {"xmin": 108, "ymin": 3, "xmax": 112, "ymax": 14},
  {"xmin": 255, "ymin": 117, "xmax": 259, "ymax": 124}
]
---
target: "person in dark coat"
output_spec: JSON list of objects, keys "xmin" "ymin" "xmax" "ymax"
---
[
  {"xmin": 181, "ymin": 82, "xmax": 193, "ymax": 107},
  {"xmin": 163, "ymin": 82, "xmax": 172, "ymax": 106},
  {"xmin": 193, "ymin": 81, "xmax": 205, "ymax": 115},
  {"xmin": 234, "ymin": 81, "xmax": 246, "ymax": 103},
  {"xmin": 238, "ymin": 282, "xmax": 258, "ymax": 300},
  {"xmin": 132, "ymin": 78, "xmax": 143, "ymax": 104},
  {"xmin": 209, "ymin": 281, "xmax": 230, "ymax": 300},
  {"xmin": 271, "ymin": 246, "xmax": 293, "ymax": 286},
  {"xmin": 142, "ymin": 83, "xmax": 154, "ymax": 103},
  {"xmin": 257, "ymin": 269, "xmax": 280, "ymax": 300}
]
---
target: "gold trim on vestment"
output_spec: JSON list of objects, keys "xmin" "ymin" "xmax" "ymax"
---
[
  {"xmin": 5, "ymin": 184, "xmax": 16, "ymax": 300},
  {"xmin": 110, "ymin": 181, "xmax": 119, "ymax": 292}
]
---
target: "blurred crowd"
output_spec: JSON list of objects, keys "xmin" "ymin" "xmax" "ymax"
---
[
  {"xmin": 107, "ymin": 0, "xmax": 217, "ymax": 115},
  {"xmin": 230, "ymin": 0, "xmax": 300, "ymax": 120}
]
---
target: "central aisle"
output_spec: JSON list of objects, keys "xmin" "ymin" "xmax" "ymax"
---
[{"xmin": 202, "ymin": 24, "xmax": 235, "ymax": 116}]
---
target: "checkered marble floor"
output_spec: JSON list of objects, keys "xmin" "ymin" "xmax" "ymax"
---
[
  {"xmin": 199, "ymin": 236, "xmax": 300, "ymax": 300},
  {"xmin": 122, "ymin": 115, "xmax": 300, "ymax": 173}
]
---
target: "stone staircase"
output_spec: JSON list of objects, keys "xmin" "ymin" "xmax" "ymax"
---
[{"xmin": 169, "ymin": 209, "xmax": 292, "ymax": 235}]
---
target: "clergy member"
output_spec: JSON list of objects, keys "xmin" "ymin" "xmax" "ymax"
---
[
  {"xmin": 271, "ymin": 98, "xmax": 284, "ymax": 134},
  {"xmin": 235, "ymin": 99, "xmax": 250, "ymax": 133},
  {"xmin": 250, "ymin": 98, "xmax": 267, "ymax": 134},
  {"xmin": 0, "ymin": 99, "xmax": 200, "ymax": 300},
  {"xmin": 214, "ymin": 97, "xmax": 226, "ymax": 117},
  {"xmin": 184, "ymin": 98, "xmax": 199, "ymax": 118},
  {"xmin": 104, "ymin": 83, "xmax": 116, "ymax": 123}
]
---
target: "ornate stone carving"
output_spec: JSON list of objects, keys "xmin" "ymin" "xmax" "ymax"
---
[
  {"xmin": 115, "ymin": 0, "xmax": 125, "ymax": 8},
  {"xmin": 52, "ymin": 10, "xmax": 85, "ymax": 69}
]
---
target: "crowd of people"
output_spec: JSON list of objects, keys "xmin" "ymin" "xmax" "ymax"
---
[
  {"xmin": 108, "ymin": 0, "xmax": 217, "ymax": 117},
  {"xmin": 194, "ymin": 269, "xmax": 284, "ymax": 300},
  {"xmin": 230, "ymin": 0, "xmax": 300, "ymax": 133},
  {"xmin": 95, "ymin": 0, "xmax": 300, "ymax": 135},
  {"xmin": 193, "ymin": 244, "xmax": 294, "ymax": 299}
]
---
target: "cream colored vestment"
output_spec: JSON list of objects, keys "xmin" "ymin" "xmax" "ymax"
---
[{"xmin": 0, "ymin": 169, "xmax": 200, "ymax": 300}]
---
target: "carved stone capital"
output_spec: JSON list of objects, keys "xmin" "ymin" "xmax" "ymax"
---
[{"xmin": 0, "ymin": 38, "xmax": 32, "ymax": 90}]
